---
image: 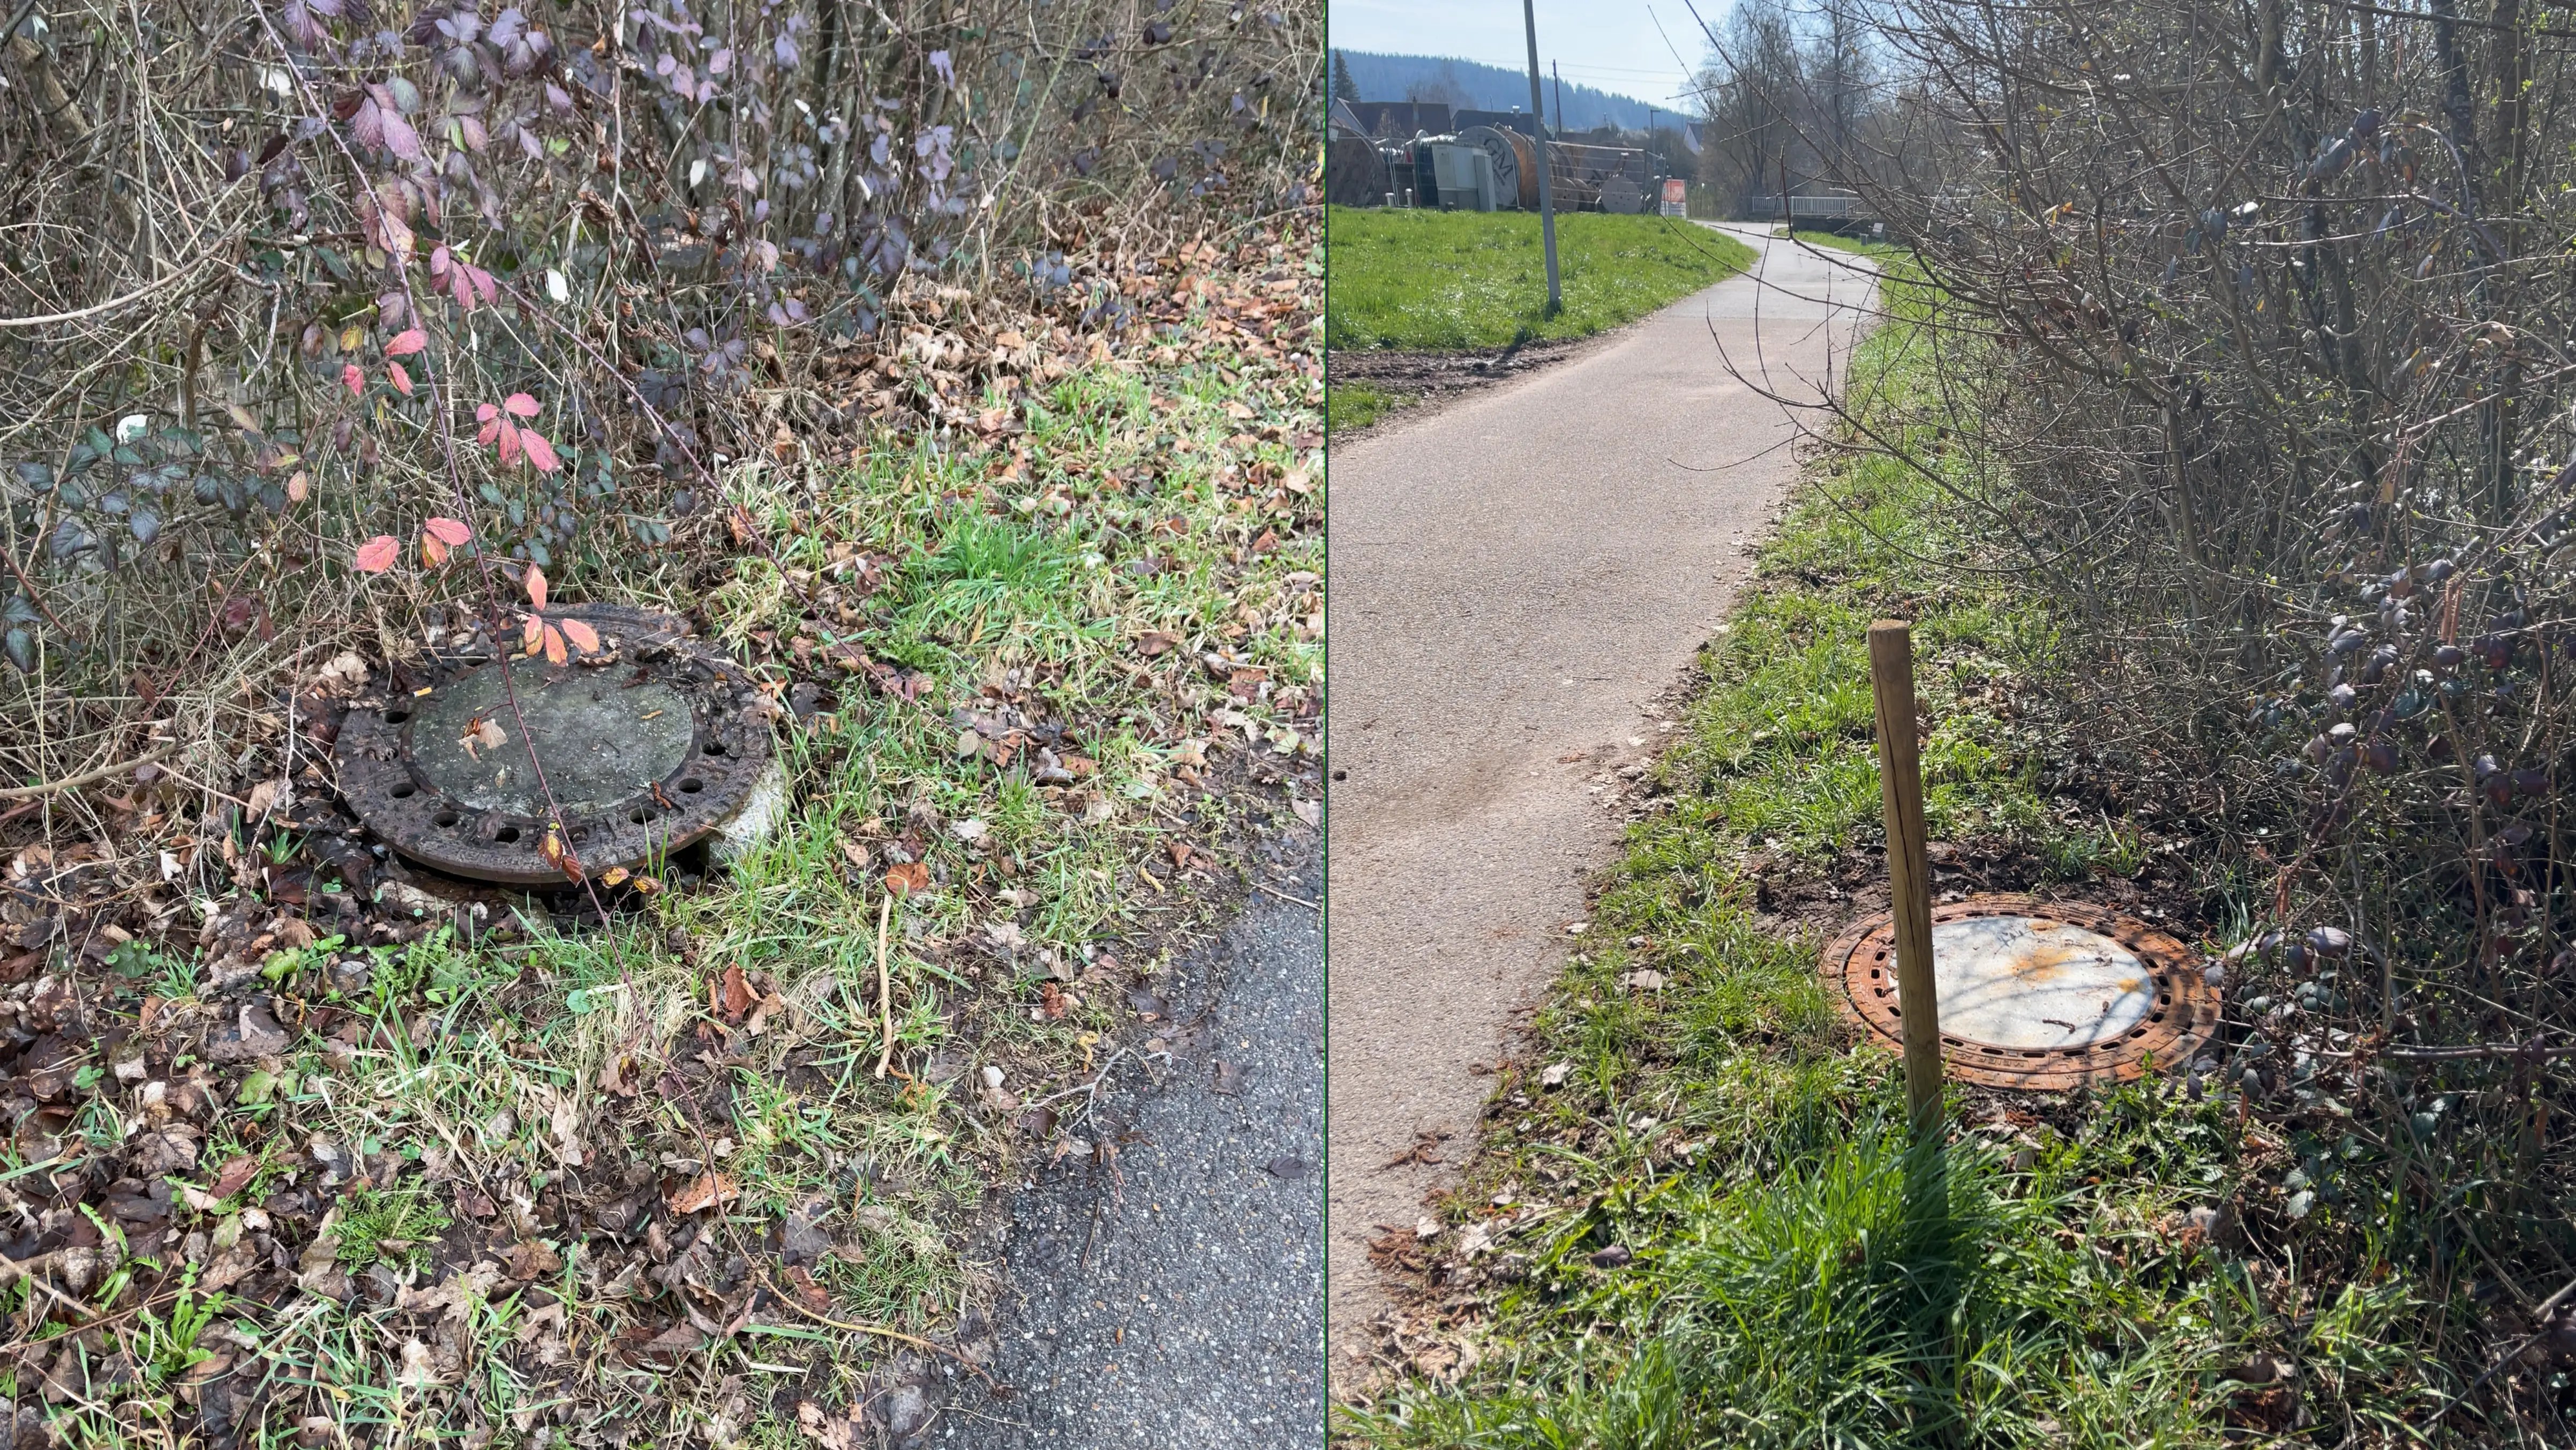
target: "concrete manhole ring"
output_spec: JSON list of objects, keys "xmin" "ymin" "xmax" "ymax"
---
[
  {"xmin": 1823, "ymin": 894, "xmax": 2220, "ymax": 1090},
  {"xmin": 333, "ymin": 603, "xmax": 777, "ymax": 886}
]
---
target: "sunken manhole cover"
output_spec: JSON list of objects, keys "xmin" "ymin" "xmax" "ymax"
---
[
  {"xmin": 335, "ymin": 603, "xmax": 776, "ymax": 886},
  {"xmin": 1823, "ymin": 894, "xmax": 2219, "ymax": 1090}
]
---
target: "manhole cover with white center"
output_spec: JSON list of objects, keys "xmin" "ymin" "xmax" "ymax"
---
[
  {"xmin": 1823, "ymin": 894, "xmax": 2219, "ymax": 1089},
  {"xmin": 333, "ymin": 604, "xmax": 776, "ymax": 886}
]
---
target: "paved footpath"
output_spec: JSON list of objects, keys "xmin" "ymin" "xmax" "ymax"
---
[
  {"xmin": 1325, "ymin": 227, "xmax": 1875, "ymax": 1365},
  {"xmin": 943, "ymin": 831, "xmax": 1322, "ymax": 1447}
]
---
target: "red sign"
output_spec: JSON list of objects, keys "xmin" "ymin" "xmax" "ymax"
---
[{"xmin": 1662, "ymin": 177, "xmax": 1687, "ymax": 205}]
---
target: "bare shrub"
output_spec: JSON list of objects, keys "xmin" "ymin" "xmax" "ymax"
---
[{"xmin": 1765, "ymin": 0, "xmax": 2576, "ymax": 1397}]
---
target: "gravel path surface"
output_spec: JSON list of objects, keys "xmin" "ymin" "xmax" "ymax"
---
[
  {"xmin": 940, "ymin": 831, "xmax": 1322, "ymax": 1446},
  {"xmin": 1323, "ymin": 226, "xmax": 1875, "ymax": 1370}
]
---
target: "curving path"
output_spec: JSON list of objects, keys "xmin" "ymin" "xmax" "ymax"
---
[{"xmin": 1324, "ymin": 226, "xmax": 1876, "ymax": 1367}]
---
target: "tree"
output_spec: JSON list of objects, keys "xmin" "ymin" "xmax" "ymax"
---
[
  {"xmin": 1694, "ymin": 0, "xmax": 1804, "ymax": 216},
  {"xmin": 1332, "ymin": 49, "xmax": 1359, "ymax": 103}
]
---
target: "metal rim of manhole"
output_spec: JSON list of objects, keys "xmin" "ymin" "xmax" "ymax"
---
[
  {"xmin": 1823, "ymin": 893, "xmax": 2221, "ymax": 1090},
  {"xmin": 333, "ymin": 603, "xmax": 776, "ymax": 887}
]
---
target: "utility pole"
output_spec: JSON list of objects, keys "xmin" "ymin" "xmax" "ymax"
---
[
  {"xmin": 1523, "ymin": 0, "xmax": 1560, "ymax": 315},
  {"xmin": 1552, "ymin": 61, "xmax": 1565, "ymax": 136}
]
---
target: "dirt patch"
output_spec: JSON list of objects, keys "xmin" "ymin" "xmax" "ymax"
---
[{"xmin": 1329, "ymin": 334, "xmax": 1604, "ymax": 440}]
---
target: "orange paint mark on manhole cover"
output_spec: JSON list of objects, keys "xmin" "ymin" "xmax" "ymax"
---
[{"xmin": 1823, "ymin": 894, "xmax": 2221, "ymax": 1090}]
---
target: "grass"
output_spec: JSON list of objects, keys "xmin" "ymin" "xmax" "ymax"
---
[
  {"xmin": 1324, "ymin": 207, "xmax": 1754, "ymax": 353},
  {"xmin": 1328, "ymin": 380, "xmax": 1408, "ymax": 434},
  {"xmin": 7, "ymin": 226, "xmax": 1320, "ymax": 1445},
  {"xmin": 1337, "ymin": 268, "xmax": 2457, "ymax": 1447}
]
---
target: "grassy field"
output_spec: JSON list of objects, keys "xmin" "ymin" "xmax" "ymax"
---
[
  {"xmin": 1324, "ymin": 208, "xmax": 1754, "ymax": 353},
  {"xmin": 1336, "ymin": 273, "xmax": 2453, "ymax": 1446},
  {"xmin": 15, "ymin": 229, "xmax": 1320, "ymax": 1445}
]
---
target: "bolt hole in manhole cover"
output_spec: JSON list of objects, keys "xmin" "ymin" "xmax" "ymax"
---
[
  {"xmin": 333, "ymin": 604, "xmax": 777, "ymax": 886},
  {"xmin": 1823, "ymin": 894, "xmax": 2220, "ymax": 1090}
]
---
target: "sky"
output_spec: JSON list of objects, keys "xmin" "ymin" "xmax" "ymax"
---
[{"xmin": 1328, "ymin": 0, "xmax": 1718, "ymax": 112}]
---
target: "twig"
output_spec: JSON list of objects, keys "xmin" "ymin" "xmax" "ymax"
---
[
  {"xmin": 0, "ymin": 739, "xmax": 175, "ymax": 800},
  {"xmin": 2424, "ymin": 1270, "xmax": 2576, "ymax": 1429},
  {"xmin": 756, "ymin": 1267, "xmax": 1001, "ymax": 1388},
  {"xmin": 873, "ymin": 891, "xmax": 894, "ymax": 1078},
  {"xmin": 0, "ymin": 253, "xmax": 204, "ymax": 327},
  {"xmin": 1251, "ymin": 879, "xmax": 1320, "ymax": 910}
]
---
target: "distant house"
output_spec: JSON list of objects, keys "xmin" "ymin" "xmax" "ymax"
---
[
  {"xmin": 1347, "ymin": 100, "xmax": 1452, "ymax": 139},
  {"xmin": 1452, "ymin": 109, "xmax": 1539, "ymax": 139},
  {"xmin": 1330, "ymin": 98, "xmax": 1371, "ymax": 139}
]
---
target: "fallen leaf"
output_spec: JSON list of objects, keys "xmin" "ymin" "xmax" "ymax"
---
[
  {"xmin": 885, "ymin": 860, "xmax": 928, "ymax": 898},
  {"xmin": 208, "ymin": 1154, "xmax": 259, "ymax": 1200},
  {"xmin": 785, "ymin": 1264, "xmax": 831, "ymax": 1312},
  {"xmin": 459, "ymin": 716, "xmax": 506, "ymax": 758},
  {"xmin": 718, "ymin": 964, "xmax": 753, "ymax": 1020},
  {"xmin": 354, "ymin": 535, "xmax": 400, "ymax": 573},
  {"xmin": 502, "ymin": 1238, "xmax": 564, "ymax": 1280},
  {"xmin": 666, "ymin": 1173, "xmax": 738, "ymax": 1215}
]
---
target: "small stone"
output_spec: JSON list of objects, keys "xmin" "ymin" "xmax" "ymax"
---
[{"xmin": 980, "ymin": 1064, "xmax": 1005, "ymax": 1090}]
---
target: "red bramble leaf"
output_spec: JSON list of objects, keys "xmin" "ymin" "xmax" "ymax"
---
[
  {"xmin": 521, "ymin": 429, "xmax": 560, "ymax": 473},
  {"xmin": 543, "ymin": 623, "xmax": 568, "ymax": 667},
  {"xmin": 385, "ymin": 328, "xmax": 428, "ymax": 357},
  {"xmin": 423, "ymin": 517, "xmax": 472, "ymax": 547},
  {"xmin": 524, "ymin": 564, "xmax": 548, "ymax": 611},
  {"xmin": 387, "ymin": 361, "xmax": 413, "ymax": 396},
  {"xmin": 342, "ymin": 363, "xmax": 364, "ymax": 397},
  {"xmin": 504, "ymin": 392, "xmax": 540, "ymax": 419},
  {"xmin": 559, "ymin": 617, "xmax": 600, "ymax": 654},
  {"xmin": 354, "ymin": 536, "xmax": 399, "ymax": 573}
]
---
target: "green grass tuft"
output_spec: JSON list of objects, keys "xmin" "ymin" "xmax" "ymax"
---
[{"xmin": 1327, "ymin": 380, "xmax": 1409, "ymax": 433}]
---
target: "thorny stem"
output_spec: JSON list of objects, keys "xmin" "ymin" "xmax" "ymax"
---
[{"xmin": 248, "ymin": 7, "xmax": 614, "ymax": 926}]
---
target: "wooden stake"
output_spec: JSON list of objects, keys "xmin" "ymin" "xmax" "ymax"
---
[{"xmin": 1868, "ymin": 620, "xmax": 1944, "ymax": 1134}]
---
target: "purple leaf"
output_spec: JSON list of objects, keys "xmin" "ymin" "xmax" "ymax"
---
[{"xmin": 928, "ymin": 50, "xmax": 954, "ymax": 87}]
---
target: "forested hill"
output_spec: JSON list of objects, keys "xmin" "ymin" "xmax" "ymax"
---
[{"xmin": 1334, "ymin": 50, "xmax": 1664, "ymax": 131}]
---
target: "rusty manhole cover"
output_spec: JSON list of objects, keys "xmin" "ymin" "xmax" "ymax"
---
[
  {"xmin": 1823, "ymin": 894, "xmax": 2219, "ymax": 1089},
  {"xmin": 334, "ymin": 604, "xmax": 775, "ymax": 886}
]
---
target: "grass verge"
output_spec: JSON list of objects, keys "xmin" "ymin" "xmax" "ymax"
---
[
  {"xmin": 1327, "ymin": 381, "xmax": 1409, "ymax": 435},
  {"xmin": 1323, "ymin": 208, "xmax": 1753, "ymax": 352},
  {"xmin": 0, "ymin": 223, "xmax": 1320, "ymax": 1444},
  {"xmin": 1335, "ymin": 270, "xmax": 2461, "ymax": 1446}
]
